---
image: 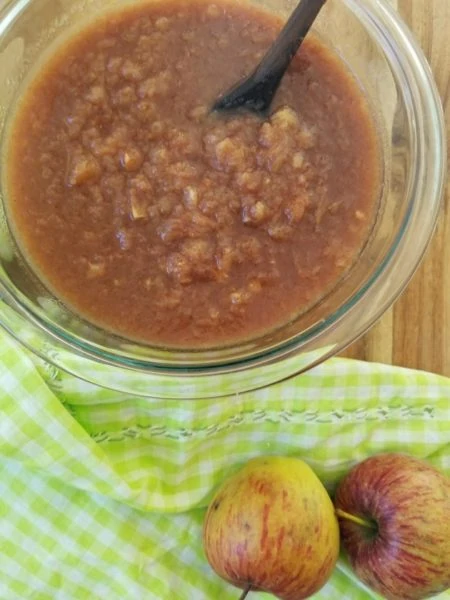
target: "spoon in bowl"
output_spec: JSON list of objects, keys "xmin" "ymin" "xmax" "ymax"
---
[{"xmin": 213, "ymin": 0, "xmax": 327, "ymax": 116}]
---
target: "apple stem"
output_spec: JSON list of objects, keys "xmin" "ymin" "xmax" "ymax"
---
[
  {"xmin": 335, "ymin": 508, "xmax": 377, "ymax": 530},
  {"xmin": 239, "ymin": 584, "xmax": 252, "ymax": 600}
]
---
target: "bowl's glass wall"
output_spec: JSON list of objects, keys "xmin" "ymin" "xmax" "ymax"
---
[{"xmin": 0, "ymin": 0, "xmax": 445, "ymax": 397}]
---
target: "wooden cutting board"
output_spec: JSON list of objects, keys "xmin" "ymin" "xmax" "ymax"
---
[{"xmin": 341, "ymin": 0, "xmax": 450, "ymax": 376}]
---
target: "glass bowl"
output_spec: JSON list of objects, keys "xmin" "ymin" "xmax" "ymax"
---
[{"xmin": 0, "ymin": 0, "xmax": 446, "ymax": 399}]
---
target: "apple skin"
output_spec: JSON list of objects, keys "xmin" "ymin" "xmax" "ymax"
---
[
  {"xmin": 203, "ymin": 456, "xmax": 339, "ymax": 600},
  {"xmin": 335, "ymin": 453, "xmax": 450, "ymax": 600}
]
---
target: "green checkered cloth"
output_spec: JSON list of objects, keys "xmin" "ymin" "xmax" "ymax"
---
[{"xmin": 0, "ymin": 327, "xmax": 449, "ymax": 600}]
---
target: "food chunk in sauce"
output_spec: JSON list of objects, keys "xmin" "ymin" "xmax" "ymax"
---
[{"xmin": 6, "ymin": 0, "xmax": 380, "ymax": 347}]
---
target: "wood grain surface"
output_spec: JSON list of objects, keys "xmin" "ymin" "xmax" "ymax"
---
[{"xmin": 341, "ymin": 0, "xmax": 450, "ymax": 375}]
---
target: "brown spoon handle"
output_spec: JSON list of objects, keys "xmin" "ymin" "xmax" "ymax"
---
[{"xmin": 213, "ymin": 0, "xmax": 328, "ymax": 115}]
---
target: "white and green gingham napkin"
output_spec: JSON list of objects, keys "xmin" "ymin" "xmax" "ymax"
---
[{"xmin": 0, "ymin": 326, "xmax": 449, "ymax": 599}]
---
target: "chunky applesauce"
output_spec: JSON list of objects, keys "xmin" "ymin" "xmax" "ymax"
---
[{"xmin": 6, "ymin": 0, "xmax": 380, "ymax": 347}]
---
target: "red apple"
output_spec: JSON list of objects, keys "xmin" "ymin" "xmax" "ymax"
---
[
  {"xmin": 203, "ymin": 457, "xmax": 340, "ymax": 599},
  {"xmin": 335, "ymin": 453, "xmax": 450, "ymax": 600}
]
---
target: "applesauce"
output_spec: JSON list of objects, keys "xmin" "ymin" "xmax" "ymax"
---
[{"xmin": 5, "ymin": 0, "xmax": 380, "ymax": 347}]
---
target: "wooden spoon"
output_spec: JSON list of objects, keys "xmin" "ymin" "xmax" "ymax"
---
[{"xmin": 213, "ymin": 0, "xmax": 327, "ymax": 116}]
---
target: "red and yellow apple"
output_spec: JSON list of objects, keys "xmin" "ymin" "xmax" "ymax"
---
[
  {"xmin": 335, "ymin": 453, "xmax": 450, "ymax": 600},
  {"xmin": 203, "ymin": 456, "xmax": 339, "ymax": 599}
]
